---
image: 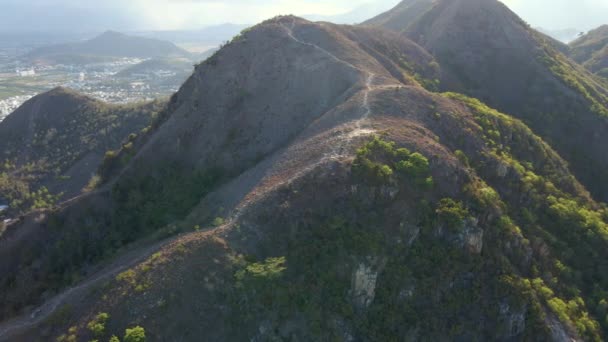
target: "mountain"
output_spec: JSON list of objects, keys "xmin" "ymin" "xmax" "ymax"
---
[
  {"xmin": 115, "ymin": 57, "xmax": 194, "ymax": 80},
  {"xmin": 365, "ymin": 0, "xmax": 608, "ymax": 203},
  {"xmin": 570, "ymin": 25, "xmax": 608, "ymax": 78},
  {"xmin": 0, "ymin": 87, "xmax": 164, "ymax": 215},
  {"xmin": 26, "ymin": 31, "xmax": 191, "ymax": 65},
  {"xmin": 1, "ymin": 14, "xmax": 608, "ymax": 341}
]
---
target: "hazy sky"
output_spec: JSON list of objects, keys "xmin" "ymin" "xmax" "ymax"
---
[{"xmin": 0, "ymin": 0, "xmax": 606, "ymax": 32}]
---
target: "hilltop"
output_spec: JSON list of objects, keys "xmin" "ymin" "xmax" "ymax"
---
[
  {"xmin": 0, "ymin": 87, "xmax": 164, "ymax": 215},
  {"xmin": 26, "ymin": 31, "xmax": 191, "ymax": 65},
  {"xmin": 0, "ymin": 13, "xmax": 607, "ymax": 342}
]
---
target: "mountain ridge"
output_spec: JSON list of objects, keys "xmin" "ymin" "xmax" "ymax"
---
[{"xmin": 26, "ymin": 31, "xmax": 190, "ymax": 64}]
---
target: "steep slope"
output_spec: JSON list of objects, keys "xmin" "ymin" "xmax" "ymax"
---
[
  {"xmin": 0, "ymin": 87, "xmax": 164, "ymax": 215},
  {"xmin": 0, "ymin": 16, "xmax": 440, "ymax": 326},
  {"xmin": 26, "ymin": 31, "xmax": 191, "ymax": 65},
  {"xmin": 366, "ymin": 0, "xmax": 608, "ymax": 202},
  {"xmin": 570, "ymin": 26, "xmax": 608, "ymax": 78},
  {"xmin": 2, "ymin": 16, "xmax": 608, "ymax": 342}
]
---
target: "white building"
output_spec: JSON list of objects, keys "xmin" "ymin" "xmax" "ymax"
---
[{"xmin": 16, "ymin": 68, "xmax": 36, "ymax": 77}]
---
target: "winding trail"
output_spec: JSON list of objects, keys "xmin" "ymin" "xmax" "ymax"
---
[
  {"xmin": 227, "ymin": 20, "xmax": 417, "ymax": 222},
  {"xmin": 228, "ymin": 22, "xmax": 384, "ymax": 219},
  {"xmin": 0, "ymin": 20, "xmax": 405, "ymax": 340}
]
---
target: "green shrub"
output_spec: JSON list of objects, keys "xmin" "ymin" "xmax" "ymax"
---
[
  {"xmin": 454, "ymin": 150, "xmax": 470, "ymax": 167},
  {"xmin": 436, "ymin": 198, "xmax": 469, "ymax": 232},
  {"xmin": 86, "ymin": 312, "xmax": 110, "ymax": 337},
  {"xmin": 236, "ymin": 257, "xmax": 287, "ymax": 286},
  {"xmin": 353, "ymin": 137, "xmax": 432, "ymax": 188},
  {"xmin": 212, "ymin": 217, "xmax": 225, "ymax": 227},
  {"xmin": 124, "ymin": 326, "xmax": 145, "ymax": 342}
]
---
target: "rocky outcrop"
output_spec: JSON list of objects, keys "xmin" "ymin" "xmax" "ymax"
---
[
  {"xmin": 460, "ymin": 218, "xmax": 484, "ymax": 254},
  {"xmin": 351, "ymin": 257, "xmax": 386, "ymax": 309},
  {"xmin": 499, "ymin": 302, "xmax": 526, "ymax": 338}
]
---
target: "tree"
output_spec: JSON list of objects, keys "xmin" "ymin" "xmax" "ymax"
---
[
  {"xmin": 436, "ymin": 198, "xmax": 469, "ymax": 232},
  {"xmin": 87, "ymin": 312, "xmax": 110, "ymax": 337},
  {"xmin": 124, "ymin": 326, "xmax": 146, "ymax": 342}
]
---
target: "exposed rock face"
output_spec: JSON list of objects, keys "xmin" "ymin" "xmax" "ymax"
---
[
  {"xmin": 546, "ymin": 314, "xmax": 579, "ymax": 342},
  {"xmin": 496, "ymin": 162, "xmax": 509, "ymax": 178},
  {"xmin": 461, "ymin": 218, "xmax": 484, "ymax": 254},
  {"xmin": 351, "ymin": 257, "xmax": 386, "ymax": 309},
  {"xmin": 499, "ymin": 302, "xmax": 526, "ymax": 338}
]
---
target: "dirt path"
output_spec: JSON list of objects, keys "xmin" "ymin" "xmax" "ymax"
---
[
  {"xmin": 0, "ymin": 235, "xmax": 181, "ymax": 341},
  {"xmin": 229, "ymin": 22, "xmax": 403, "ymax": 218},
  {"xmin": 1, "ymin": 20, "xmax": 404, "ymax": 340}
]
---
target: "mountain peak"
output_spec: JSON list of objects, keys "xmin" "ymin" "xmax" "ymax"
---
[
  {"xmin": 43, "ymin": 86, "xmax": 96, "ymax": 103},
  {"xmin": 95, "ymin": 30, "xmax": 130, "ymax": 40},
  {"xmin": 47, "ymin": 86, "xmax": 76, "ymax": 95},
  {"xmin": 364, "ymin": 0, "xmax": 520, "ymax": 33},
  {"xmin": 27, "ymin": 29, "xmax": 190, "ymax": 62}
]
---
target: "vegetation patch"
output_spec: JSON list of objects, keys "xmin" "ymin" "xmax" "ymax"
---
[{"xmin": 352, "ymin": 136, "xmax": 433, "ymax": 188}]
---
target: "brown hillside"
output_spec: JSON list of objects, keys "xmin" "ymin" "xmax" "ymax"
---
[{"xmin": 3, "ymin": 16, "xmax": 608, "ymax": 341}]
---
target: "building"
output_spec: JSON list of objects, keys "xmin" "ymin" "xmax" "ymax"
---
[{"xmin": 16, "ymin": 68, "xmax": 36, "ymax": 77}]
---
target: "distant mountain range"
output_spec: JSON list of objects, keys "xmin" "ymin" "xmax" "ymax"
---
[{"xmin": 26, "ymin": 31, "xmax": 191, "ymax": 65}]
